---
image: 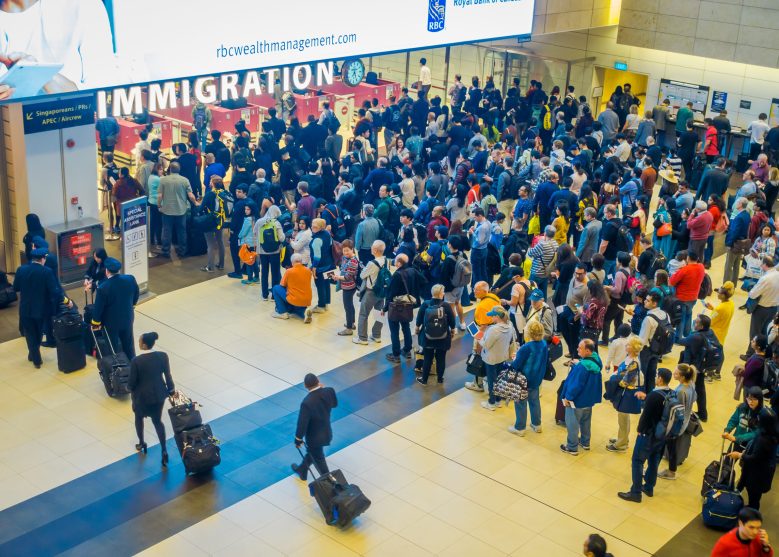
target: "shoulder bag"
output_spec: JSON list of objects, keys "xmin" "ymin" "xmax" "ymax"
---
[{"xmin": 494, "ymin": 365, "xmax": 529, "ymax": 402}]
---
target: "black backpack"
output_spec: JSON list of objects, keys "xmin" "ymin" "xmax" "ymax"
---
[
  {"xmin": 424, "ymin": 305, "xmax": 449, "ymax": 340},
  {"xmin": 698, "ymin": 332, "xmax": 724, "ymax": 371},
  {"xmin": 487, "ymin": 243, "xmax": 502, "ymax": 276},
  {"xmin": 648, "ymin": 250, "xmax": 667, "ymax": 280},
  {"xmin": 660, "ymin": 292, "xmax": 683, "ymax": 327},
  {"xmin": 698, "ymin": 273, "xmax": 713, "ymax": 300},
  {"xmin": 649, "ymin": 313, "xmax": 674, "ymax": 355}
]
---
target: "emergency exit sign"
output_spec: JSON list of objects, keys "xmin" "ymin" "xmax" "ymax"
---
[
  {"xmin": 614, "ymin": 61, "xmax": 629, "ymax": 71},
  {"xmin": 23, "ymin": 97, "xmax": 95, "ymax": 135}
]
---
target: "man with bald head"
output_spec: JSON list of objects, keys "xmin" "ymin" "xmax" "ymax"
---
[
  {"xmin": 464, "ymin": 280, "xmax": 503, "ymax": 391},
  {"xmin": 383, "ymin": 253, "xmax": 426, "ymax": 364}
]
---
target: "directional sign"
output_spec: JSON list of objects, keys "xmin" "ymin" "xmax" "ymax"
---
[{"xmin": 23, "ymin": 97, "xmax": 95, "ymax": 135}]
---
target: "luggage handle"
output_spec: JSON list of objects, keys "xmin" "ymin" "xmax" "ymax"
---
[
  {"xmin": 718, "ymin": 437, "xmax": 736, "ymax": 487},
  {"xmin": 84, "ymin": 290, "xmax": 94, "ymax": 306},
  {"xmin": 90, "ymin": 327, "xmax": 116, "ymax": 359},
  {"xmin": 168, "ymin": 390, "xmax": 193, "ymax": 407},
  {"xmin": 296, "ymin": 445, "xmax": 316, "ymax": 481}
]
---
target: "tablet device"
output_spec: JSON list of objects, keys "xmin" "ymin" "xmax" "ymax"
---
[
  {"xmin": 466, "ymin": 321, "xmax": 480, "ymax": 337},
  {"xmin": 0, "ymin": 62, "xmax": 63, "ymax": 99}
]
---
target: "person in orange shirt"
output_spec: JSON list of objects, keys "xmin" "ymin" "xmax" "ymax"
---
[
  {"xmin": 272, "ymin": 253, "xmax": 313, "ymax": 323},
  {"xmin": 465, "ymin": 281, "xmax": 503, "ymax": 392}
]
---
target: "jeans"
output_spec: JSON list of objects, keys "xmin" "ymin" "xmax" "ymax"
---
[
  {"xmin": 723, "ymin": 250, "xmax": 742, "ymax": 285},
  {"xmin": 514, "ymin": 387, "xmax": 541, "ymax": 430},
  {"xmin": 421, "ymin": 347, "xmax": 447, "ymax": 382},
  {"xmin": 149, "ymin": 203, "xmax": 162, "ymax": 245},
  {"xmin": 161, "ymin": 214, "xmax": 187, "ymax": 257},
  {"xmin": 271, "ymin": 284, "xmax": 307, "ymax": 318},
  {"xmin": 704, "ymin": 235, "xmax": 714, "ymax": 265},
  {"xmin": 260, "ymin": 253, "xmax": 281, "ymax": 299},
  {"xmin": 244, "ymin": 260, "xmax": 259, "ymax": 281},
  {"xmin": 565, "ymin": 406, "xmax": 592, "ymax": 451},
  {"xmin": 630, "ymin": 434, "xmax": 664, "ymax": 495},
  {"xmin": 388, "ymin": 319, "xmax": 412, "ymax": 356},
  {"xmin": 470, "ymin": 247, "xmax": 488, "ymax": 287},
  {"xmin": 229, "ymin": 232, "xmax": 241, "ymax": 274},
  {"xmin": 676, "ymin": 300, "xmax": 696, "ymax": 341},
  {"xmin": 342, "ymin": 288, "xmax": 356, "ymax": 329},
  {"xmin": 314, "ymin": 274, "xmax": 332, "ymax": 308},
  {"xmin": 530, "ymin": 274, "xmax": 548, "ymax": 298},
  {"xmin": 204, "ymin": 228, "xmax": 225, "ymax": 268},
  {"xmin": 485, "ymin": 362, "xmax": 503, "ymax": 405},
  {"xmin": 357, "ymin": 289, "xmax": 384, "ymax": 340}
]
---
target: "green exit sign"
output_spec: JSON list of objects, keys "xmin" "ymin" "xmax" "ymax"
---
[{"xmin": 614, "ymin": 61, "xmax": 628, "ymax": 71}]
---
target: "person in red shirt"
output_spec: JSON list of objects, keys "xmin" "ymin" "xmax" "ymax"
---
[
  {"xmin": 688, "ymin": 200, "xmax": 714, "ymax": 261},
  {"xmin": 711, "ymin": 507, "xmax": 773, "ymax": 556},
  {"xmin": 704, "ymin": 118, "xmax": 720, "ymax": 163},
  {"xmin": 669, "ymin": 251, "xmax": 706, "ymax": 341}
]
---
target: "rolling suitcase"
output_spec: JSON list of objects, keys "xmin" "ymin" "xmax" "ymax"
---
[
  {"xmin": 299, "ymin": 447, "xmax": 371, "ymax": 527},
  {"xmin": 92, "ymin": 328, "xmax": 131, "ymax": 397},
  {"xmin": 180, "ymin": 424, "xmax": 220, "ymax": 475},
  {"xmin": 701, "ymin": 438, "xmax": 735, "ymax": 496},
  {"xmin": 83, "ymin": 292, "xmax": 96, "ymax": 356},
  {"xmin": 56, "ymin": 336, "xmax": 86, "ymax": 373},
  {"xmin": 53, "ymin": 311, "xmax": 84, "ymax": 342},
  {"xmin": 702, "ymin": 439, "xmax": 743, "ymax": 530}
]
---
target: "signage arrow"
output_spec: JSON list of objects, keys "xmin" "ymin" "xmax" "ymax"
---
[{"xmin": 25, "ymin": 112, "xmax": 32, "ymax": 121}]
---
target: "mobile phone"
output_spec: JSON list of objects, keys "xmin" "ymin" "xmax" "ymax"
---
[{"xmin": 324, "ymin": 270, "xmax": 336, "ymax": 280}]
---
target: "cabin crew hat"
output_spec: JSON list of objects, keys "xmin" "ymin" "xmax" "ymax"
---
[
  {"xmin": 104, "ymin": 257, "xmax": 122, "ymax": 273},
  {"xmin": 30, "ymin": 247, "xmax": 48, "ymax": 258}
]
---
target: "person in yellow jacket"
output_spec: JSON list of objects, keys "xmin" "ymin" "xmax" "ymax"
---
[{"xmin": 704, "ymin": 281, "xmax": 735, "ymax": 381}]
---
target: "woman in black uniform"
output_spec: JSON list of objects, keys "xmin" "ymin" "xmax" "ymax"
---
[{"xmin": 128, "ymin": 332, "xmax": 174, "ymax": 466}]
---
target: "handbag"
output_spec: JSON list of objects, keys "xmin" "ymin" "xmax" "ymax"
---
[
  {"xmin": 548, "ymin": 336, "xmax": 563, "ymax": 363},
  {"xmin": 387, "ymin": 270, "xmax": 415, "ymax": 322},
  {"xmin": 466, "ymin": 352, "xmax": 486, "ymax": 377},
  {"xmin": 238, "ymin": 244, "xmax": 257, "ymax": 265},
  {"xmin": 732, "ymin": 365, "xmax": 745, "ymax": 400},
  {"xmin": 603, "ymin": 373, "xmax": 621, "ymax": 401},
  {"xmin": 193, "ymin": 212, "xmax": 217, "ymax": 232},
  {"xmin": 686, "ymin": 412, "xmax": 704, "ymax": 437},
  {"xmin": 656, "ymin": 222, "xmax": 672, "ymax": 237},
  {"xmin": 494, "ymin": 367, "xmax": 529, "ymax": 402},
  {"xmin": 612, "ymin": 362, "xmax": 644, "ymax": 415},
  {"xmin": 732, "ymin": 238, "xmax": 753, "ymax": 256}
]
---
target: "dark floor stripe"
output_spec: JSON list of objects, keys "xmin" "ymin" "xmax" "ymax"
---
[{"xmin": 0, "ymin": 334, "xmax": 472, "ymax": 556}]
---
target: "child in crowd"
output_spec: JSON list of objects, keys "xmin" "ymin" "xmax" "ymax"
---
[
  {"xmin": 238, "ymin": 203, "xmax": 258, "ymax": 284},
  {"xmin": 626, "ymin": 288, "xmax": 648, "ymax": 335},
  {"xmin": 334, "ymin": 239, "xmax": 360, "ymax": 336},
  {"xmin": 604, "ymin": 323, "xmax": 632, "ymax": 373},
  {"xmin": 667, "ymin": 249, "xmax": 687, "ymax": 276},
  {"xmin": 490, "ymin": 212, "xmax": 505, "ymax": 249}
]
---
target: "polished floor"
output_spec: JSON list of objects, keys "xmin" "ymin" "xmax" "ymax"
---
[{"xmin": 0, "ymin": 242, "xmax": 773, "ymax": 556}]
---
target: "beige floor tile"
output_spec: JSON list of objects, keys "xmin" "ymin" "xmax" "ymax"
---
[
  {"xmin": 460, "ymin": 477, "xmax": 529, "ymax": 512},
  {"xmin": 471, "ymin": 514, "xmax": 535, "ymax": 554},
  {"xmin": 135, "ymin": 534, "xmax": 208, "ymax": 557},
  {"xmin": 432, "ymin": 494, "xmax": 496, "ymax": 530},
  {"xmin": 393, "ymin": 477, "xmax": 457, "ymax": 513},
  {"xmin": 613, "ymin": 513, "xmax": 676, "ymax": 554},
  {"xmin": 219, "ymin": 494, "xmax": 283, "ymax": 533},
  {"xmin": 179, "ymin": 514, "xmax": 251, "ymax": 554},
  {"xmin": 396, "ymin": 514, "xmax": 465, "ymax": 554},
  {"xmin": 366, "ymin": 494, "xmax": 427, "ymax": 533},
  {"xmin": 365, "ymin": 535, "xmax": 433, "ymax": 557},
  {"xmin": 421, "ymin": 459, "xmax": 485, "ymax": 492},
  {"xmin": 510, "ymin": 535, "xmax": 581, "ymax": 557},
  {"xmin": 441, "ymin": 534, "xmax": 508, "ymax": 557},
  {"xmin": 289, "ymin": 534, "xmax": 359, "ymax": 557},
  {"xmin": 315, "ymin": 516, "xmax": 394, "ymax": 554},
  {"xmin": 254, "ymin": 513, "xmax": 328, "ymax": 554},
  {"xmin": 211, "ymin": 534, "xmax": 285, "ymax": 557},
  {"xmin": 258, "ymin": 476, "xmax": 311, "ymax": 514}
]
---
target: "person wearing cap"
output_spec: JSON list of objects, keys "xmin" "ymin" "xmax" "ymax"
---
[
  {"xmin": 13, "ymin": 248, "xmax": 72, "ymax": 368},
  {"xmin": 560, "ymin": 338, "xmax": 603, "ymax": 455},
  {"xmin": 686, "ymin": 200, "xmax": 713, "ymax": 261},
  {"xmin": 524, "ymin": 288, "xmax": 555, "ymax": 341},
  {"xmin": 476, "ymin": 305, "xmax": 516, "ymax": 411},
  {"xmin": 291, "ymin": 373, "xmax": 338, "ymax": 481},
  {"xmin": 705, "ymin": 282, "xmax": 735, "ymax": 379},
  {"xmin": 31, "ymin": 236, "xmax": 63, "ymax": 347},
  {"xmin": 90, "ymin": 257, "xmax": 140, "ymax": 359}
]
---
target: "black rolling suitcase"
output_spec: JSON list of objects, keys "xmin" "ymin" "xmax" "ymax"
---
[
  {"xmin": 92, "ymin": 328, "xmax": 131, "ymax": 396},
  {"xmin": 186, "ymin": 216, "xmax": 208, "ymax": 256},
  {"xmin": 299, "ymin": 447, "xmax": 371, "ymax": 527},
  {"xmin": 168, "ymin": 392, "xmax": 220, "ymax": 475},
  {"xmin": 702, "ymin": 439, "xmax": 743, "ymax": 530},
  {"xmin": 53, "ymin": 306, "xmax": 86, "ymax": 373}
]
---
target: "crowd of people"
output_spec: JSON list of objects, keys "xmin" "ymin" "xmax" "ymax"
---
[{"xmin": 20, "ymin": 67, "xmax": 779, "ymax": 552}]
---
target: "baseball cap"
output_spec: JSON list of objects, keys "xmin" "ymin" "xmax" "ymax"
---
[
  {"xmin": 486, "ymin": 306, "xmax": 508, "ymax": 319},
  {"xmin": 529, "ymin": 288, "xmax": 545, "ymax": 301}
]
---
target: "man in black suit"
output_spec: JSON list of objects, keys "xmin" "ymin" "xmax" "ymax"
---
[
  {"xmin": 292, "ymin": 373, "xmax": 338, "ymax": 480},
  {"xmin": 31, "ymin": 236, "xmax": 62, "ymax": 347},
  {"xmin": 13, "ymin": 248, "xmax": 71, "ymax": 368},
  {"xmin": 90, "ymin": 257, "xmax": 140, "ymax": 359}
]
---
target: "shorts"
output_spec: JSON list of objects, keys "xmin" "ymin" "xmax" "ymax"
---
[{"xmin": 444, "ymin": 287, "xmax": 464, "ymax": 304}]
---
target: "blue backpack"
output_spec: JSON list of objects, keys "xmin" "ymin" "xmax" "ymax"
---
[{"xmin": 655, "ymin": 389, "xmax": 686, "ymax": 441}]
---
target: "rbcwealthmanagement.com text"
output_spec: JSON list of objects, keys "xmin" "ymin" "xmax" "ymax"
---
[{"xmin": 216, "ymin": 33, "xmax": 358, "ymax": 58}]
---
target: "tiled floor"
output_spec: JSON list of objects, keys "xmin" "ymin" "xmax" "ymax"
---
[{"xmin": 0, "ymin": 220, "xmax": 774, "ymax": 555}]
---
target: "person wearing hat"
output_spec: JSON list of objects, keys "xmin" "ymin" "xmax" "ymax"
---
[
  {"xmin": 291, "ymin": 373, "xmax": 338, "ymax": 481},
  {"xmin": 90, "ymin": 257, "xmax": 140, "ymax": 359},
  {"xmin": 524, "ymin": 288, "xmax": 555, "ymax": 341},
  {"xmin": 705, "ymin": 282, "xmax": 735, "ymax": 380},
  {"xmin": 657, "ymin": 167, "xmax": 679, "ymax": 198},
  {"xmin": 13, "ymin": 247, "xmax": 72, "ymax": 368},
  {"xmin": 476, "ymin": 305, "xmax": 516, "ymax": 411},
  {"xmin": 31, "ymin": 236, "xmax": 63, "ymax": 347}
]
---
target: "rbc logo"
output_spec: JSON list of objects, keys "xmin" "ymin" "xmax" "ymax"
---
[{"xmin": 428, "ymin": 0, "xmax": 445, "ymax": 32}]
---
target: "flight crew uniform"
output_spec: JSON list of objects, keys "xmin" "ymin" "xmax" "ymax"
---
[
  {"xmin": 13, "ymin": 250, "xmax": 70, "ymax": 367},
  {"xmin": 90, "ymin": 258, "xmax": 140, "ymax": 359}
]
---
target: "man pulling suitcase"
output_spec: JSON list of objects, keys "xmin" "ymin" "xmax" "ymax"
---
[{"xmin": 292, "ymin": 373, "xmax": 338, "ymax": 480}]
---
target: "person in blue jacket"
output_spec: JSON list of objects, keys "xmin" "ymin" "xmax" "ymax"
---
[
  {"xmin": 309, "ymin": 218, "xmax": 335, "ymax": 312},
  {"xmin": 723, "ymin": 196, "xmax": 752, "ymax": 285},
  {"xmin": 560, "ymin": 338, "xmax": 603, "ymax": 455},
  {"xmin": 509, "ymin": 320, "xmax": 549, "ymax": 436}
]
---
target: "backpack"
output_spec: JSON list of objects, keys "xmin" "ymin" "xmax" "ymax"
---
[
  {"xmin": 385, "ymin": 198, "xmax": 401, "ymax": 233},
  {"xmin": 649, "ymin": 313, "xmax": 674, "ymax": 355},
  {"xmin": 507, "ymin": 171, "xmax": 523, "ymax": 200},
  {"xmin": 105, "ymin": 164, "xmax": 119, "ymax": 185},
  {"xmin": 450, "ymin": 254, "xmax": 473, "ymax": 288},
  {"xmin": 487, "ymin": 243, "xmax": 502, "ymax": 276},
  {"xmin": 484, "ymin": 198, "xmax": 499, "ymax": 221},
  {"xmin": 698, "ymin": 332, "xmax": 724, "ymax": 372},
  {"xmin": 259, "ymin": 220, "xmax": 280, "ymax": 252},
  {"xmin": 326, "ymin": 207, "xmax": 348, "ymax": 242},
  {"xmin": 424, "ymin": 305, "xmax": 449, "ymax": 340},
  {"xmin": 542, "ymin": 105, "xmax": 553, "ymax": 131},
  {"xmin": 326, "ymin": 112, "xmax": 341, "ymax": 133},
  {"xmin": 660, "ymin": 292, "xmax": 683, "ymax": 327},
  {"xmin": 385, "ymin": 105, "xmax": 401, "ymax": 128},
  {"xmin": 370, "ymin": 109, "xmax": 383, "ymax": 132},
  {"xmin": 218, "ymin": 190, "xmax": 234, "ymax": 225},
  {"xmin": 698, "ymin": 273, "xmax": 713, "ymax": 300},
  {"xmin": 193, "ymin": 106, "xmax": 207, "ymax": 129},
  {"xmin": 616, "ymin": 268, "xmax": 633, "ymax": 306},
  {"xmin": 616, "ymin": 223, "xmax": 635, "ymax": 253},
  {"xmin": 655, "ymin": 389, "xmax": 686, "ymax": 441},
  {"xmin": 370, "ymin": 259, "xmax": 392, "ymax": 299},
  {"xmin": 648, "ymin": 250, "xmax": 667, "ymax": 279},
  {"xmin": 763, "ymin": 359, "xmax": 779, "ymax": 396}
]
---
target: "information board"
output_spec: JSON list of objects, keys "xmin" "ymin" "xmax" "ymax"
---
[
  {"xmin": 121, "ymin": 197, "xmax": 148, "ymax": 293},
  {"xmin": 658, "ymin": 79, "xmax": 710, "ymax": 114}
]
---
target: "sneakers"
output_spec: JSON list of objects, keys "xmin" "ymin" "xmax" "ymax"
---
[
  {"xmin": 304, "ymin": 309, "xmax": 313, "ymax": 324},
  {"xmin": 200, "ymin": 266, "xmax": 213, "ymax": 272},
  {"xmin": 559, "ymin": 444, "xmax": 579, "ymax": 456},
  {"xmin": 464, "ymin": 381, "xmax": 483, "ymax": 392},
  {"xmin": 579, "ymin": 443, "xmax": 591, "ymax": 451},
  {"xmin": 530, "ymin": 424, "xmax": 542, "ymax": 434},
  {"xmin": 713, "ymin": 371, "xmax": 722, "ymax": 381},
  {"xmin": 241, "ymin": 279, "xmax": 252, "ymax": 285},
  {"xmin": 458, "ymin": 322, "xmax": 467, "ymax": 331},
  {"xmin": 272, "ymin": 311, "xmax": 289, "ymax": 320},
  {"xmin": 658, "ymin": 469, "xmax": 676, "ymax": 480},
  {"xmin": 508, "ymin": 426, "xmax": 526, "ymax": 436},
  {"xmin": 402, "ymin": 350, "xmax": 412, "ymax": 360},
  {"xmin": 312, "ymin": 306, "xmax": 326, "ymax": 314},
  {"xmin": 337, "ymin": 328, "xmax": 354, "ymax": 336},
  {"xmin": 368, "ymin": 336, "xmax": 382, "ymax": 343},
  {"xmin": 480, "ymin": 401, "xmax": 497, "ymax": 411},
  {"xmin": 416, "ymin": 377, "xmax": 427, "ymax": 386},
  {"xmin": 606, "ymin": 443, "xmax": 626, "ymax": 452},
  {"xmin": 385, "ymin": 354, "xmax": 401, "ymax": 363},
  {"xmin": 352, "ymin": 337, "xmax": 369, "ymax": 345},
  {"xmin": 227, "ymin": 272, "xmax": 243, "ymax": 279},
  {"xmin": 704, "ymin": 374, "xmax": 714, "ymax": 384}
]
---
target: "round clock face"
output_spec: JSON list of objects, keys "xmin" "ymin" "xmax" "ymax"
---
[{"xmin": 342, "ymin": 59, "xmax": 365, "ymax": 87}]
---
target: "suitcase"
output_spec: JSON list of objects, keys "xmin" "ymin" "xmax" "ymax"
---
[
  {"xmin": 186, "ymin": 216, "xmax": 208, "ymax": 256},
  {"xmin": 182, "ymin": 436, "xmax": 221, "ymax": 475},
  {"xmin": 701, "ymin": 439, "xmax": 735, "ymax": 496},
  {"xmin": 702, "ymin": 439, "xmax": 743, "ymax": 530},
  {"xmin": 53, "ymin": 312, "xmax": 84, "ymax": 341},
  {"xmin": 299, "ymin": 448, "xmax": 371, "ymax": 527},
  {"xmin": 555, "ymin": 380, "xmax": 566, "ymax": 423},
  {"xmin": 174, "ymin": 423, "xmax": 213, "ymax": 455},
  {"xmin": 92, "ymin": 328, "xmax": 131, "ymax": 397},
  {"xmin": 56, "ymin": 336, "xmax": 86, "ymax": 373},
  {"xmin": 83, "ymin": 292, "xmax": 96, "ymax": 356},
  {"xmin": 168, "ymin": 401, "xmax": 203, "ymax": 434}
]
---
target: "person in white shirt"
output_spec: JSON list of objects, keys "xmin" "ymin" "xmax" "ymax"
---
[
  {"xmin": 418, "ymin": 57, "xmax": 432, "ymax": 95},
  {"xmin": 747, "ymin": 113, "xmax": 771, "ymax": 160},
  {"xmin": 0, "ymin": 0, "xmax": 120, "ymax": 100},
  {"xmin": 637, "ymin": 292, "xmax": 668, "ymax": 392},
  {"xmin": 744, "ymin": 255, "xmax": 779, "ymax": 358},
  {"xmin": 133, "ymin": 130, "xmax": 151, "ymax": 168},
  {"xmin": 613, "ymin": 134, "xmax": 632, "ymax": 163}
]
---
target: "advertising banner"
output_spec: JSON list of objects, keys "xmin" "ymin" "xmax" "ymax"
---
[
  {"xmin": 121, "ymin": 196, "xmax": 148, "ymax": 293},
  {"xmin": 0, "ymin": 0, "xmax": 533, "ymax": 103}
]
